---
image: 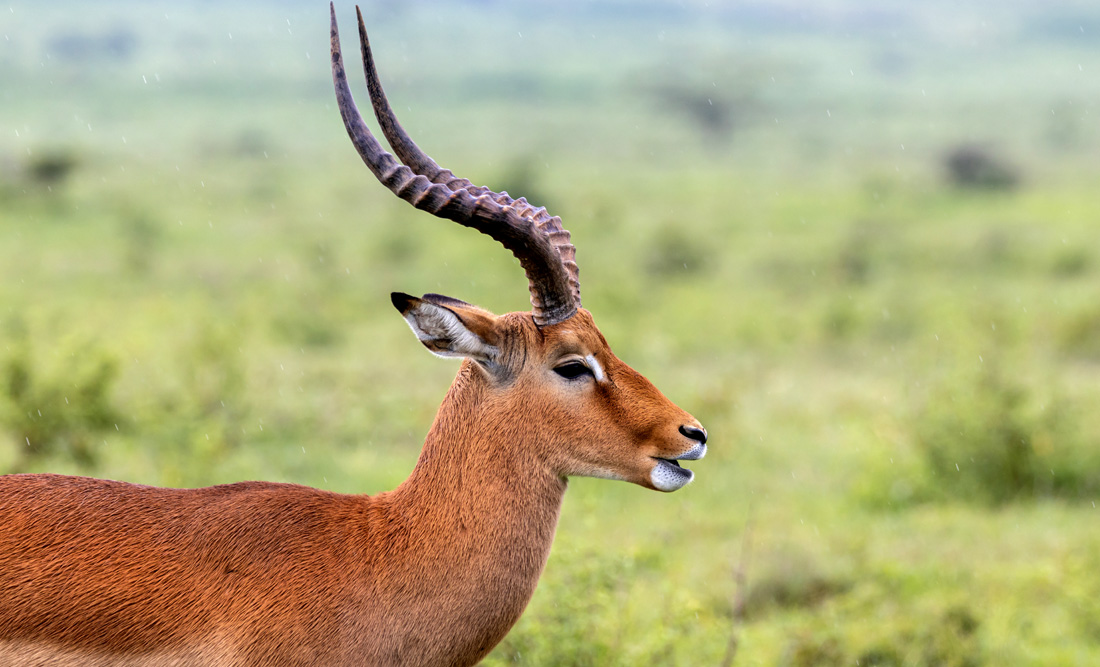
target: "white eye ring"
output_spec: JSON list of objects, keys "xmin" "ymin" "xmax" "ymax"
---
[{"xmin": 584, "ymin": 354, "xmax": 606, "ymax": 382}]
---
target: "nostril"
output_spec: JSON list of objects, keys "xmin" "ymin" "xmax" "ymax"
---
[{"xmin": 679, "ymin": 424, "xmax": 707, "ymax": 445}]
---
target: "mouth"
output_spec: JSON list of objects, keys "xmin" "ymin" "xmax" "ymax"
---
[{"xmin": 650, "ymin": 456, "xmax": 696, "ymax": 492}]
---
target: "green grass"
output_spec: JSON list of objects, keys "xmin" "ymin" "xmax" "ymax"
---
[{"xmin": 3, "ymin": 1, "xmax": 1100, "ymax": 664}]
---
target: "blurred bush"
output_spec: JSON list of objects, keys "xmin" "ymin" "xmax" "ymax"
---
[
  {"xmin": 783, "ymin": 602, "xmax": 982, "ymax": 667},
  {"xmin": 743, "ymin": 545, "xmax": 850, "ymax": 620},
  {"xmin": 1057, "ymin": 304, "xmax": 1100, "ymax": 360},
  {"xmin": 1049, "ymin": 247, "xmax": 1090, "ymax": 278},
  {"xmin": 169, "ymin": 319, "xmax": 249, "ymax": 458},
  {"xmin": 943, "ymin": 145, "xmax": 1019, "ymax": 191},
  {"xmin": 491, "ymin": 156, "xmax": 556, "ymax": 215},
  {"xmin": 488, "ymin": 549, "xmax": 635, "ymax": 665},
  {"xmin": 486, "ymin": 546, "xmax": 701, "ymax": 666},
  {"xmin": 26, "ymin": 149, "xmax": 80, "ymax": 188},
  {"xmin": 644, "ymin": 223, "xmax": 712, "ymax": 278},
  {"xmin": 651, "ymin": 84, "xmax": 736, "ymax": 147},
  {"xmin": 911, "ymin": 363, "xmax": 1098, "ymax": 505},
  {"xmin": 1, "ymin": 332, "xmax": 121, "ymax": 472}
]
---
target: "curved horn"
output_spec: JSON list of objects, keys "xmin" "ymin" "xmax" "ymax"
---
[
  {"xmin": 330, "ymin": 4, "xmax": 580, "ymax": 326},
  {"xmin": 352, "ymin": 8, "xmax": 562, "ymax": 227}
]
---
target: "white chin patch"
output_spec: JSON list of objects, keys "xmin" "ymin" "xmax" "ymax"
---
[{"xmin": 650, "ymin": 459, "xmax": 694, "ymax": 492}]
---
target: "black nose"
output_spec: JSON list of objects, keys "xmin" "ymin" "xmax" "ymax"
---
[{"xmin": 679, "ymin": 424, "xmax": 707, "ymax": 445}]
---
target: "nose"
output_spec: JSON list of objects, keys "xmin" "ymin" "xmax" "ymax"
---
[{"xmin": 679, "ymin": 424, "xmax": 707, "ymax": 445}]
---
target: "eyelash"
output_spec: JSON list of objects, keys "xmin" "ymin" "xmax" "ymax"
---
[{"xmin": 553, "ymin": 361, "xmax": 592, "ymax": 380}]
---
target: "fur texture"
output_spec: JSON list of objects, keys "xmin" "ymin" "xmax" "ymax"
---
[{"xmin": 0, "ymin": 305, "xmax": 705, "ymax": 666}]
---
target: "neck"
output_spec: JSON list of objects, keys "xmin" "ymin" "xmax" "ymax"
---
[{"xmin": 375, "ymin": 363, "xmax": 567, "ymax": 664}]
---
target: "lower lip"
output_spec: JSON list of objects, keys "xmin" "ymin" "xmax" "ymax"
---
[{"xmin": 651, "ymin": 458, "xmax": 694, "ymax": 491}]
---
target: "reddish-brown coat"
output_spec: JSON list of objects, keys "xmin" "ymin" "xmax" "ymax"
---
[{"xmin": 0, "ymin": 308, "xmax": 703, "ymax": 666}]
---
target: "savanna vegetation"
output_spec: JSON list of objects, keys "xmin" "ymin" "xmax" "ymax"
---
[{"xmin": 2, "ymin": 1, "xmax": 1099, "ymax": 664}]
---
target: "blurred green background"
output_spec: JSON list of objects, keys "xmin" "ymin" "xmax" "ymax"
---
[{"xmin": 3, "ymin": 1, "xmax": 1099, "ymax": 664}]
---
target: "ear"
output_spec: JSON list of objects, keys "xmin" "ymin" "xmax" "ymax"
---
[{"xmin": 390, "ymin": 292, "xmax": 499, "ymax": 363}]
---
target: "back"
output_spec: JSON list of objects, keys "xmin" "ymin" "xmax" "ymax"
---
[{"xmin": 0, "ymin": 474, "xmax": 372, "ymax": 664}]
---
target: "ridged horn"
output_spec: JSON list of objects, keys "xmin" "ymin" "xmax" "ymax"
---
[{"xmin": 330, "ymin": 3, "xmax": 580, "ymax": 326}]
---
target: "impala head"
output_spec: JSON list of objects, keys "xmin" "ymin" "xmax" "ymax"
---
[{"xmin": 331, "ymin": 5, "xmax": 707, "ymax": 491}]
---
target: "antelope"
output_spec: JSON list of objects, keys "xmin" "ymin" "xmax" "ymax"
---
[{"xmin": 0, "ymin": 5, "xmax": 708, "ymax": 666}]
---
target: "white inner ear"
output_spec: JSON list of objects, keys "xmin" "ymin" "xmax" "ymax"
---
[{"xmin": 403, "ymin": 302, "xmax": 497, "ymax": 362}]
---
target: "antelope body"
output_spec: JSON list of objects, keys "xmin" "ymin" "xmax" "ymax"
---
[{"xmin": 0, "ymin": 6, "xmax": 707, "ymax": 666}]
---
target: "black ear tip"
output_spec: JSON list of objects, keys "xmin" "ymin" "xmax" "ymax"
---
[{"xmin": 390, "ymin": 292, "xmax": 416, "ymax": 313}]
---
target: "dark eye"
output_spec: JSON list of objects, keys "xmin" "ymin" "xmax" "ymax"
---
[{"xmin": 553, "ymin": 361, "xmax": 592, "ymax": 380}]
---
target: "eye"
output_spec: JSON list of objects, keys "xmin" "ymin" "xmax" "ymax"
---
[{"xmin": 553, "ymin": 360, "xmax": 592, "ymax": 380}]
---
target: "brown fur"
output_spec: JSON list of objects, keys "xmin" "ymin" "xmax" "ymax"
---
[{"xmin": 0, "ymin": 307, "xmax": 704, "ymax": 666}]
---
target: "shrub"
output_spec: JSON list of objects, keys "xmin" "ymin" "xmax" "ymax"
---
[
  {"xmin": 487, "ymin": 550, "xmax": 636, "ymax": 666},
  {"xmin": 943, "ymin": 145, "xmax": 1019, "ymax": 191},
  {"xmin": 645, "ymin": 223, "xmax": 712, "ymax": 278},
  {"xmin": 911, "ymin": 363, "xmax": 1097, "ymax": 504},
  {"xmin": 1057, "ymin": 305, "xmax": 1100, "ymax": 359},
  {"xmin": 743, "ymin": 546, "xmax": 850, "ymax": 620},
  {"xmin": 782, "ymin": 602, "xmax": 983, "ymax": 667},
  {"xmin": 1, "ymin": 336, "xmax": 121, "ymax": 471},
  {"xmin": 26, "ymin": 149, "xmax": 80, "ymax": 187},
  {"xmin": 855, "ymin": 604, "xmax": 982, "ymax": 667}
]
